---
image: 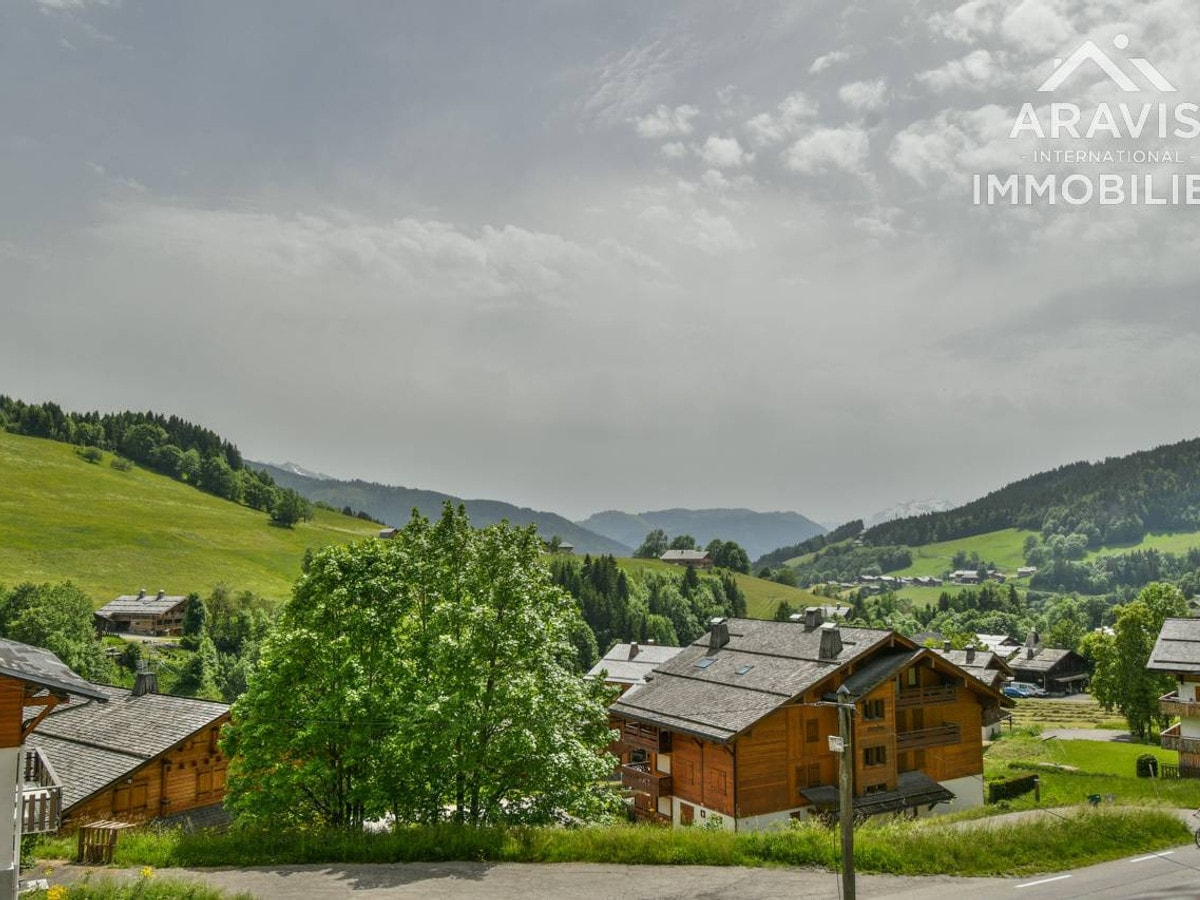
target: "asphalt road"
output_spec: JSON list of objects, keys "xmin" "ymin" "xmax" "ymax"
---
[{"xmin": 42, "ymin": 845, "xmax": 1200, "ymax": 900}]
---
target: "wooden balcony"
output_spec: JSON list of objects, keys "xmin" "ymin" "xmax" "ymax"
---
[
  {"xmin": 1159, "ymin": 692, "xmax": 1200, "ymax": 720},
  {"xmin": 21, "ymin": 747, "xmax": 63, "ymax": 834},
  {"xmin": 621, "ymin": 762, "xmax": 673, "ymax": 803},
  {"xmin": 895, "ymin": 685, "xmax": 958, "ymax": 709},
  {"xmin": 895, "ymin": 723, "xmax": 961, "ymax": 751},
  {"xmin": 1161, "ymin": 723, "xmax": 1200, "ymax": 755},
  {"xmin": 617, "ymin": 719, "xmax": 671, "ymax": 754}
]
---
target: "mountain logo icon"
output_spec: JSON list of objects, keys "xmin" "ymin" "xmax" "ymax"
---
[{"xmin": 1038, "ymin": 34, "xmax": 1177, "ymax": 93}]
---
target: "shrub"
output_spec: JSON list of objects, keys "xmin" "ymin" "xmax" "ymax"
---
[
  {"xmin": 1136, "ymin": 753, "xmax": 1160, "ymax": 778},
  {"xmin": 109, "ymin": 457, "xmax": 133, "ymax": 472},
  {"xmin": 77, "ymin": 447, "xmax": 103, "ymax": 464}
]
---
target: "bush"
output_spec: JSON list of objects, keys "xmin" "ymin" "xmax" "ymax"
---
[
  {"xmin": 987, "ymin": 773, "xmax": 1039, "ymax": 803},
  {"xmin": 77, "ymin": 446, "xmax": 103, "ymax": 464},
  {"xmin": 109, "ymin": 457, "xmax": 133, "ymax": 472},
  {"xmin": 1136, "ymin": 753, "xmax": 1160, "ymax": 778}
]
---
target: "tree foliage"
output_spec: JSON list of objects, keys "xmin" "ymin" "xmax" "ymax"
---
[
  {"xmin": 1083, "ymin": 582, "xmax": 1188, "ymax": 739},
  {"xmin": 0, "ymin": 582, "xmax": 111, "ymax": 681},
  {"xmin": 224, "ymin": 505, "xmax": 617, "ymax": 830},
  {"xmin": 633, "ymin": 528, "xmax": 669, "ymax": 559}
]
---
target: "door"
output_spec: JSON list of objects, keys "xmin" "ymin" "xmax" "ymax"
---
[{"xmin": 680, "ymin": 802, "xmax": 695, "ymax": 826}]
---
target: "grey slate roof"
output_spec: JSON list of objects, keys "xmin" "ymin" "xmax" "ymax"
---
[
  {"xmin": 0, "ymin": 638, "xmax": 108, "ymax": 700},
  {"xmin": 1008, "ymin": 647, "xmax": 1081, "ymax": 675},
  {"xmin": 801, "ymin": 771, "xmax": 954, "ymax": 816},
  {"xmin": 659, "ymin": 550, "xmax": 710, "ymax": 562},
  {"xmin": 26, "ymin": 683, "xmax": 229, "ymax": 811},
  {"xmin": 96, "ymin": 593, "xmax": 187, "ymax": 619},
  {"xmin": 934, "ymin": 648, "xmax": 1015, "ymax": 678},
  {"xmin": 587, "ymin": 643, "xmax": 687, "ymax": 686},
  {"xmin": 1148, "ymin": 618, "xmax": 1200, "ymax": 674},
  {"xmin": 610, "ymin": 619, "xmax": 904, "ymax": 743}
]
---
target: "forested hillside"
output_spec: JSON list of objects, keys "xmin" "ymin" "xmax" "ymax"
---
[
  {"xmin": 864, "ymin": 437, "xmax": 1200, "ymax": 548},
  {"xmin": 579, "ymin": 507, "xmax": 825, "ymax": 559}
]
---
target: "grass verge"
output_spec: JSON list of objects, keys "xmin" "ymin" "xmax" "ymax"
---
[
  {"xmin": 33, "ymin": 808, "xmax": 1189, "ymax": 877},
  {"xmin": 27, "ymin": 870, "xmax": 251, "ymax": 899}
]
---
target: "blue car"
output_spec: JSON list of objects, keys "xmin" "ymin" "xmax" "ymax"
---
[{"xmin": 1003, "ymin": 684, "xmax": 1032, "ymax": 698}]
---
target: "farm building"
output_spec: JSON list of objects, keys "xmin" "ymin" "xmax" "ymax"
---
[
  {"xmin": 659, "ymin": 550, "xmax": 713, "ymax": 569},
  {"xmin": 94, "ymin": 590, "xmax": 189, "ymax": 636}
]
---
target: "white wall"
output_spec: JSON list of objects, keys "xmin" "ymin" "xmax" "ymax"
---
[{"xmin": 672, "ymin": 797, "xmax": 735, "ymax": 831}]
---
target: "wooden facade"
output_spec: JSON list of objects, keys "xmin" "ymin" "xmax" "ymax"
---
[
  {"xmin": 610, "ymin": 617, "xmax": 1007, "ymax": 829},
  {"xmin": 60, "ymin": 716, "xmax": 229, "ymax": 830}
]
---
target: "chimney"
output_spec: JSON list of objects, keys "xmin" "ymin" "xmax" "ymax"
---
[
  {"xmin": 804, "ymin": 607, "xmax": 824, "ymax": 631},
  {"xmin": 709, "ymin": 617, "xmax": 730, "ymax": 654},
  {"xmin": 133, "ymin": 669, "xmax": 158, "ymax": 697},
  {"xmin": 628, "ymin": 641, "xmax": 640, "ymax": 660},
  {"xmin": 1026, "ymin": 646, "xmax": 1035, "ymax": 660},
  {"xmin": 789, "ymin": 613, "xmax": 804, "ymax": 624},
  {"xmin": 157, "ymin": 588, "xmax": 165, "ymax": 600},
  {"xmin": 137, "ymin": 588, "xmax": 146, "ymax": 600},
  {"xmin": 943, "ymin": 640, "xmax": 952, "ymax": 651},
  {"xmin": 1025, "ymin": 630, "xmax": 1038, "ymax": 648},
  {"xmin": 819, "ymin": 623, "xmax": 843, "ymax": 660},
  {"xmin": 966, "ymin": 645, "xmax": 976, "ymax": 664}
]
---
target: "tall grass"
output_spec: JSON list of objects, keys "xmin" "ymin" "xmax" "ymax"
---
[{"xmin": 33, "ymin": 808, "xmax": 1189, "ymax": 877}]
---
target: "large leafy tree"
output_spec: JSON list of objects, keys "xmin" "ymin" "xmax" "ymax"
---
[
  {"xmin": 0, "ymin": 582, "xmax": 110, "ymax": 681},
  {"xmin": 1083, "ymin": 582, "xmax": 1188, "ymax": 739},
  {"xmin": 223, "ymin": 504, "xmax": 617, "ymax": 829}
]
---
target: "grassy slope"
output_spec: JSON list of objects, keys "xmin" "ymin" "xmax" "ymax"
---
[
  {"xmin": 614, "ymin": 558, "xmax": 827, "ymax": 620},
  {"xmin": 0, "ymin": 430, "xmax": 378, "ymax": 604}
]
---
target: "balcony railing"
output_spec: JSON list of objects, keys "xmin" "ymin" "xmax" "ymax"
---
[
  {"xmin": 895, "ymin": 685, "xmax": 958, "ymax": 709},
  {"xmin": 1159, "ymin": 692, "xmax": 1200, "ymax": 720},
  {"xmin": 1161, "ymin": 763, "xmax": 1200, "ymax": 780},
  {"xmin": 21, "ymin": 747, "xmax": 63, "ymax": 834},
  {"xmin": 621, "ymin": 763, "xmax": 673, "ymax": 803},
  {"xmin": 895, "ymin": 723, "xmax": 961, "ymax": 751},
  {"xmin": 1161, "ymin": 723, "xmax": 1200, "ymax": 755},
  {"xmin": 617, "ymin": 719, "xmax": 672, "ymax": 754}
]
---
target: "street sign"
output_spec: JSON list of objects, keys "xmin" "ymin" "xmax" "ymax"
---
[{"xmin": 827, "ymin": 735, "xmax": 844, "ymax": 753}]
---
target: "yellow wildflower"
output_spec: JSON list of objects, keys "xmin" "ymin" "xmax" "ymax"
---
[{"xmin": 140, "ymin": 866, "xmax": 155, "ymax": 879}]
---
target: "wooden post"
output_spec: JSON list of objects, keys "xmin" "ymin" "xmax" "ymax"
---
[{"xmin": 836, "ymin": 684, "xmax": 856, "ymax": 900}]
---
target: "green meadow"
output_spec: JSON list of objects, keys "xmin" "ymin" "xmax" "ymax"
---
[{"xmin": 0, "ymin": 430, "xmax": 378, "ymax": 605}]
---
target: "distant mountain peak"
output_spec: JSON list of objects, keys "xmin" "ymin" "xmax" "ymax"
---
[
  {"xmin": 866, "ymin": 499, "xmax": 955, "ymax": 529},
  {"xmin": 265, "ymin": 461, "xmax": 333, "ymax": 481}
]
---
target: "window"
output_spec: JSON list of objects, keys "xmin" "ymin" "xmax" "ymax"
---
[
  {"xmin": 863, "ymin": 746, "xmax": 887, "ymax": 767},
  {"xmin": 805, "ymin": 719, "xmax": 819, "ymax": 743},
  {"xmin": 695, "ymin": 657, "xmax": 716, "ymax": 670},
  {"xmin": 735, "ymin": 664, "xmax": 754, "ymax": 675},
  {"xmin": 864, "ymin": 783, "xmax": 888, "ymax": 795},
  {"xmin": 863, "ymin": 699, "xmax": 885, "ymax": 720},
  {"xmin": 807, "ymin": 763, "xmax": 821, "ymax": 787},
  {"xmin": 906, "ymin": 668, "xmax": 919, "ymax": 687}
]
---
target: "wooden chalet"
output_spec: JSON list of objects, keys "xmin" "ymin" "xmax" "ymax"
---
[
  {"xmin": 1148, "ymin": 618, "xmax": 1200, "ymax": 779},
  {"xmin": 94, "ymin": 590, "xmax": 189, "ymax": 636},
  {"xmin": 0, "ymin": 638, "xmax": 109, "ymax": 897},
  {"xmin": 609, "ymin": 609, "xmax": 1010, "ymax": 830},
  {"xmin": 659, "ymin": 550, "xmax": 713, "ymax": 569},
  {"xmin": 933, "ymin": 645, "xmax": 1015, "ymax": 737},
  {"xmin": 27, "ymin": 671, "xmax": 230, "ymax": 831},
  {"xmin": 1006, "ymin": 633, "xmax": 1090, "ymax": 694}
]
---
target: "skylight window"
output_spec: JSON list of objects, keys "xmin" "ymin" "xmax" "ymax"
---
[
  {"xmin": 695, "ymin": 657, "xmax": 716, "ymax": 669},
  {"xmin": 736, "ymin": 664, "xmax": 754, "ymax": 675}
]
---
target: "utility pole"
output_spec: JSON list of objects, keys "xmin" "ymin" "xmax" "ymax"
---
[{"xmin": 835, "ymin": 684, "xmax": 856, "ymax": 900}]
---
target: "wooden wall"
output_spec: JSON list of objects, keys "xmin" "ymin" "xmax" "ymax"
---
[
  {"xmin": 733, "ymin": 703, "xmax": 837, "ymax": 817},
  {"xmin": 672, "ymin": 735, "xmax": 734, "ymax": 815},
  {"xmin": 61, "ymin": 716, "xmax": 230, "ymax": 831}
]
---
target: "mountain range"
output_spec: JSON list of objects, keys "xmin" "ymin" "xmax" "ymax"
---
[{"xmin": 575, "ymin": 508, "xmax": 825, "ymax": 560}]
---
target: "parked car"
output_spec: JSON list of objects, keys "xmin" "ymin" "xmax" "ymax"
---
[
  {"xmin": 1002, "ymin": 684, "xmax": 1031, "ymax": 698},
  {"xmin": 1008, "ymin": 681, "xmax": 1048, "ymax": 697}
]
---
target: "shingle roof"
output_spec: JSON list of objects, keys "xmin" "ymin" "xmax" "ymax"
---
[
  {"xmin": 610, "ymin": 619, "xmax": 903, "ymax": 742},
  {"xmin": 0, "ymin": 639, "xmax": 108, "ymax": 700},
  {"xmin": 1008, "ymin": 647, "xmax": 1079, "ymax": 674},
  {"xmin": 659, "ymin": 550, "xmax": 710, "ymax": 562},
  {"xmin": 96, "ymin": 593, "xmax": 187, "ymax": 618},
  {"xmin": 587, "ymin": 643, "xmax": 687, "ymax": 686},
  {"xmin": 1148, "ymin": 618, "xmax": 1200, "ymax": 674},
  {"xmin": 27, "ymin": 683, "xmax": 229, "ymax": 811},
  {"xmin": 935, "ymin": 648, "xmax": 1015, "ymax": 677}
]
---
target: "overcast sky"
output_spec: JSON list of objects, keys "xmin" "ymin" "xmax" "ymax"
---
[{"xmin": 3, "ymin": 0, "xmax": 1200, "ymax": 524}]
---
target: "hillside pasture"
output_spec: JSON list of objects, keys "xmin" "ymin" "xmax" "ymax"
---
[{"xmin": 0, "ymin": 430, "xmax": 378, "ymax": 604}]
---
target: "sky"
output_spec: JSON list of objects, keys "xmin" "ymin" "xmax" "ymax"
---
[{"xmin": 3, "ymin": 0, "xmax": 1200, "ymax": 525}]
